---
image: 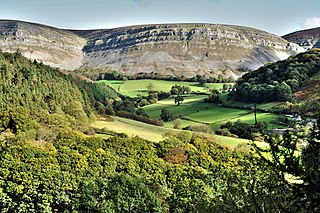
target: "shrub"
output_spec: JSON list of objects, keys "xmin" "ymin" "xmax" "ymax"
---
[
  {"xmin": 116, "ymin": 111, "xmax": 164, "ymax": 126},
  {"xmin": 183, "ymin": 125, "xmax": 213, "ymax": 134}
]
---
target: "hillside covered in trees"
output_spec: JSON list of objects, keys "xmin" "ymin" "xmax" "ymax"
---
[
  {"xmin": 0, "ymin": 51, "xmax": 120, "ymax": 135},
  {"xmin": 230, "ymin": 48, "xmax": 320, "ymax": 103}
]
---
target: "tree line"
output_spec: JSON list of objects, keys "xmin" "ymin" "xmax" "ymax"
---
[{"xmin": 230, "ymin": 49, "xmax": 320, "ymax": 103}]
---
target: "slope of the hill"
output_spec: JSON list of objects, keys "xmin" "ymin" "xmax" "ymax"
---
[
  {"xmin": 0, "ymin": 20, "xmax": 86, "ymax": 70},
  {"xmin": 0, "ymin": 51, "xmax": 92, "ymax": 129},
  {"xmin": 0, "ymin": 20, "xmax": 303, "ymax": 78},
  {"xmin": 75, "ymin": 23, "xmax": 303, "ymax": 78},
  {"xmin": 229, "ymin": 48, "xmax": 320, "ymax": 105},
  {"xmin": 283, "ymin": 27, "xmax": 320, "ymax": 50},
  {"xmin": 0, "ymin": 51, "xmax": 120, "ymax": 136}
]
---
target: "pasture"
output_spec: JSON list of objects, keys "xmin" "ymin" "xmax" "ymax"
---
[
  {"xmin": 98, "ymin": 79, "xmax": 283, "ymax": 131},
  {"xmin": 143, "ymin": 95, "xmax": 282, "ymax": 130},
  {"xmin": 91, "ymin": 116, "xmax": 250, "ymax": 147},
  {"xmin": 99, "ymin": 79, "xmax": 230, "ymax": 97}
]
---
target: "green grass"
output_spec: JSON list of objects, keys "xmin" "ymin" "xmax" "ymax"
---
[
  {"xmin": 92, "ymin": 116, "xmax": 173, "ymax": 142},
  {"xmin": 223, "ymin": 100, "xmax": 283, "ymax": 111},
  {"xmin": 143, "ymin": 95, "xmax": 282, "ymax": 130},
  {"xmin": 214, "ymin": 135, "xmax": 250, "ymax": 147},
  {"xmin": 98, "ymin": 79, "xmax": 282, "ymax": 139},
  {"xmin": 99, "ymin": 80, "xmax": 124, "ymax": 92},
  {"xmin": 98, "ymin": 79, "xmax": 228, "ymax": 97},
  {"xmin": 91, "ymin": 116, "xmax": 250, "ymax": 146},
  {"xmin": 210, "ymin": 112, "xmax": 283, "ymax": 129}
]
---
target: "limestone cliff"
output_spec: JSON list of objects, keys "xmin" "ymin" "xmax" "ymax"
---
[
  {"xmin": 75, "ymin": 24, "xmax": 303, "ymax": 78},
  {"xmin": 0, "ymin": 20, "xmax": 303, "ymax": 78},
  {"xmin": 0, "ymin": 20, "xmax": 86, "ymax": 70},
  {"xmin": 283, "ymin": 27, "xmax": 320, "ymax": 50}
]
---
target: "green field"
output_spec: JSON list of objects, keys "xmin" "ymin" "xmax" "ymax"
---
[
  {"xmin": 143, "ymin": 95, "xmax": 282, "ymax": 129},
  {"xmin": 99, "ymin": 79, "xmax": 282, "ymax": 131},
  {"xmin": 92, "ymin": 116, "xmax": 170, "ymax": 142},
  {"xmin": 91, "ymin": 116, "xmax": 249, "ymax": 146},
  {"xmin": 99, "ymin": 79, "xmax": 229, "ymax": 97}
]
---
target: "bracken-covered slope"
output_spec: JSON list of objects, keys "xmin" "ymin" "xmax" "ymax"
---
[
  {"xmin": 283, "ymin": 27, "xmax": 320, "ymax": 50},
  {"xmin": 0, "ymin": 20, "xmax": 86, "ymax": 70},
  {"xmin": 0, "ymin": 20, "xmax": 303, "ymax": 78}
]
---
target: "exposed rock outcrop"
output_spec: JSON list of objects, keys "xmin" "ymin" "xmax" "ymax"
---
[
  {"xmin": 75, "ymin": 24, "xmax": 303, "ymax": 78},
  {"xmin": 0, "ymin": 20, "xmax": 303, "ymax": 78},
  {"xmin": 283, "ymin": 27, "xmax": 320, "ymax": 50},
  {"xmin": 0, "ymin": 20, "xmax": 86, "ymax": 70}
]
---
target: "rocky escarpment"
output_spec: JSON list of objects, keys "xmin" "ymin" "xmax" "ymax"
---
[
  {"xmin": 283, "ymin": 27, "xmax": 320, "ymax": 50},
  {"xmin": 75, "ymin": 24, "xmax": 303, "ymax": 78},
  {"xmin": 0, "ymin": 20, "xmax": 303, "ymax": 78},
  {"xmin": 0, "ymin": 20, "xmax": 86, "ymax": 70}
]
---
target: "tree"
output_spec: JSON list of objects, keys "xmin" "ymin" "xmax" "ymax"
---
[
  {"xmin": 160, "ymin": 109, "xmax": 175, "ymax": 122},
  {"xmin": 146, "ymin": 83, "xmax": 155, "ymax": 92},
  {"xmin": 170, "ymin": 85, "xmax": 191, "ymax": 96},
  {"xmin": 107, "ymin": 174, "xmax": 161, "ymax": 213},
  {"xmin": 183, "ymin": 86, "xmax": 191, "ymax": 94},
  {"xmin": 138, "ymin": 99, "xmax": 149, "ymax": 107},
  {"xmin": 275, "ymin": 82, "xmax": 292, "ymax": 101},
  {"xmin": 222, "ymin": 83, "xmax": 229, "ymax": 93},
  {"xmin": 174, "ymin": 95, "xmax": 184, "ymax": 106},
  {"xmin": 204, "ymin": 89, "xmax": 221, "ymax": 104},
  {"xmin": 122, "ymin": 77, "xmax": 128, "ymax": 83},
  {"xmin": 254, "ymin": 116, "xmax": 320, "ymax": 212},
  {"xmin": 173, "ymin": 118, "xmax": 183, "ymax": 129},
  {"xmin": 136, "ymin": 108, "xmax": 149, "ymax": 118}
]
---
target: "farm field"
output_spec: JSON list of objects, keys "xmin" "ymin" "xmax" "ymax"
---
[
  {"xmin": 99, "ymin": 79, "xmax": 230, "ymax": 97},
  {"xmin": 143, "ymin": 95, "xmax": 282, "ymax": 129},
  {"xmin": 92, "ymin": 116, "xmax": 169, "ymax": 142},
  {"xmin": 99, "ymin": 79, "xmax": 283, "ymax": 130},
  {"xmin": 91, "ymin": 116, "xmax": 250, "ymax": 147}
]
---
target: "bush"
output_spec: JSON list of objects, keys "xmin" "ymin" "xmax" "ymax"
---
[
  {"xmin": 116, "ymin": 111, "xmax": 164, "ymax": 126},
  {"xmin": 160, "ymin": 109, "xmax": 175, "ymax": 122},
  {"xmin": 136, "ymin": 108, "xmax": 149, "ymax": 118},
  {"xmin": 215, "ymin": 128, "xmax": 238, "ymax": 138},
  {"xmin": 183, "ymin": 125, "xmax": 213, "ymax": 134}
]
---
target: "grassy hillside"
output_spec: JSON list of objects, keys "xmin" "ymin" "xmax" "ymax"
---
[
  {"xmin": 99, "ymin": 79, "xmax": 282, "ymax": 130},
  {"xmin": 143, "ymin": 95, "xmax": 282, "ymax": 130},
  {"xmin": 92, "ymin": 116, "xmax": 250, "ymax": 146},
  {"xmin": 99, "ymin": 79, "xmax": 228, "ymax": 97}
]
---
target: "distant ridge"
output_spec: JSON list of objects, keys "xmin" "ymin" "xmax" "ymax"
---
[
  {"xmin": 283, "ymin": 27, "xmax": 320, "ymax": 50},
  {"xmin": 0, "ymin": 20, "xmax": 304, "ymax": 78}
]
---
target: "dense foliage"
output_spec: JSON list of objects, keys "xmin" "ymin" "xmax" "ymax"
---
[
  {"xmin": 116, "ymin": 110, "xmax": 164, "ymax": 126},
  {"xmin": 230, "ymin": 49, "xmax": 320, "ymax": 103},
  {"xmin": 254, "ymin": 115, "xmax": 320, "ymax": 212},
  {"xmin": 220, "ymin": 120, "xmax": 268, "ymax": 139},
  {"xmin": 0, "ymin": 128, "xmax": 293, "ymax": 212},
  {"xmin": 0, "ymin": 51, "xmax": 93, "ymax": 127},
  {"xmin": 78, "ymin": 67, "xmax": 235, "ymax": 83}
]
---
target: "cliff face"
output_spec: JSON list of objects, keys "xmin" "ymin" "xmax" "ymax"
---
[
  {"xmin": 0, "ymin": 20, "xmax": 86, "ymax": 70},
  {"xmin": 77, "ymin": 24, "xmax": 303, "ymax": 78},
  {"xmin": 283, "ymin": 27, "xmax": 320, "ymax": 50},
  {"xmin": 0, "ymin": 20, "xmax": 303, "ymax": 78}
]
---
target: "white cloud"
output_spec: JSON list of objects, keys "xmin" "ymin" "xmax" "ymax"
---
[{"xmin": 303, "ymin": 17, "xmax": 320, "ymax": 29}]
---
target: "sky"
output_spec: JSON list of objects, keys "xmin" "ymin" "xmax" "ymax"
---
[{"xmin": 0, "ymin": 0, "xmax": 320, "ymax": 35}]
